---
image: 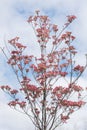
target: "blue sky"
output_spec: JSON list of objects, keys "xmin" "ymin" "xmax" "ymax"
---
[{"xmin": 0, "ymin": 0, "xmax": 87, "ymax": 130}]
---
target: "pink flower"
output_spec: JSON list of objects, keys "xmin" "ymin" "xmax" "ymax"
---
[
  {"xmin": 67, "ymin": 15, "xmax": 76, "ymax": 23},
  {"xmin": 10, "ymin": 89, "xmax": 18, "ymax": 94},
  {"xmin": 53, "ymin": 24, "xmax": 58, "ymax": 32},
  {"xmin": 74, "ymin": 65, "xmax": 84, "ymax": 72},
  {"xmin": 8, "ymin": 101, "xmax": 17, "ymax": 107},
  {"xmin": 18, "ymin": 101, "xmax": 26, "ymax": 108}
]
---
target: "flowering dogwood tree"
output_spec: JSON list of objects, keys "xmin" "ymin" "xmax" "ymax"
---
[{"xmin": 0, "ymin": 11, "xmax": 87, "ymax": 130}]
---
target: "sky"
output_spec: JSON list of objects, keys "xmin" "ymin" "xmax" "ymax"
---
[{"xmin": 0, "ymin": 0, "xmax": 87, "ymax": 130}]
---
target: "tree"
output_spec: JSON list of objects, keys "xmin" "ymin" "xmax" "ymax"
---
[{"xmin": 0, "ymin": 10, "xmax": 87, "ymax": 130}]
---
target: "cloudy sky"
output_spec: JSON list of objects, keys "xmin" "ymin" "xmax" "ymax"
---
[{"xmin": 0, "ymin": 0, "xmax": 87, "ymax": 130}]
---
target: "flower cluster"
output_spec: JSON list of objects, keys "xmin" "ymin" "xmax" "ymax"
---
[
  {"xmin": 8, "ymin": 37, "xmax": 26, "ymax": 49},
  {"xmin": 62, "ymin": 100, "xmax": 85, "ymax": 107},
  {"xmin": 8, "ymin": 101, "xmax": 26, "ymax": 108}
]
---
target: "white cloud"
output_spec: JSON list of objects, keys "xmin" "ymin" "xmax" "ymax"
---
[
  {"xmin": 0, "ymin": 103, "xmax": 33, "ymax": 130},
  {"xmin": 0, "ymin": 0, "xmax": 87, "ymax": 130}
]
